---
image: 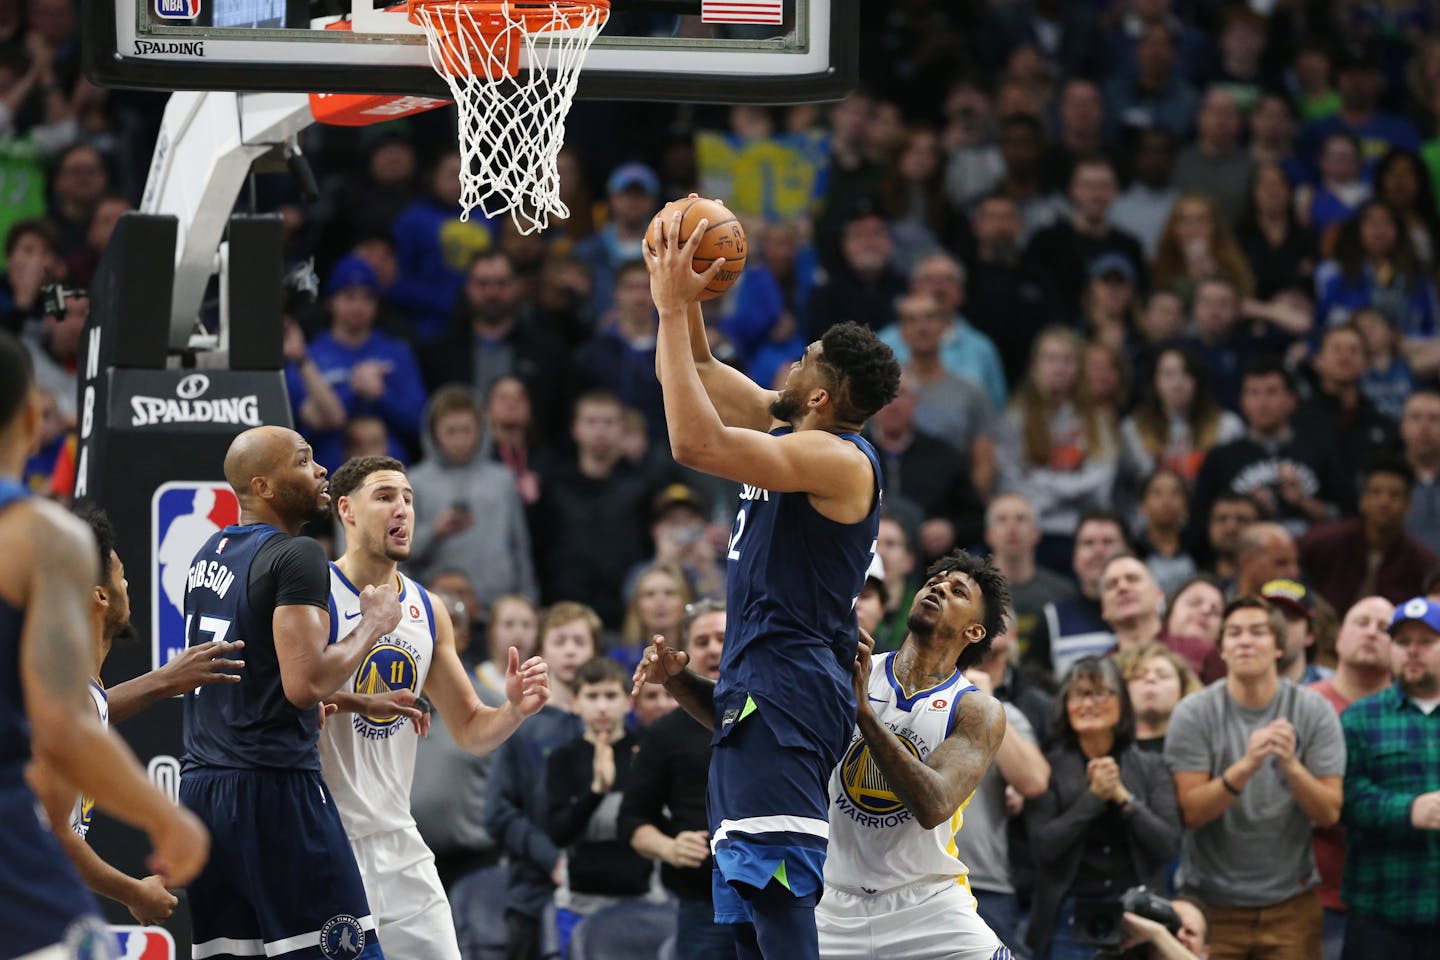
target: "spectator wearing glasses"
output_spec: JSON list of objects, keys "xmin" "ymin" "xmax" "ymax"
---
[
  {"xmin": 1165, "ymin": 597, "xmax": 1345, "ymax": 960},
  {"xmin": 1026, "ymin": 656, "xmax": 1182, "ymax": 960}
]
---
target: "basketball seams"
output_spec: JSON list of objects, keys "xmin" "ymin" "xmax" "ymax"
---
[{"xmin": 645, "ymin": 196, "xmax": 747, "ymax": 300}]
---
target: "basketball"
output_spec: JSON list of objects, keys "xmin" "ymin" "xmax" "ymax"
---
[{"xmin": 646, "ymin": 197, "xmax": 747, "ymax": 301}]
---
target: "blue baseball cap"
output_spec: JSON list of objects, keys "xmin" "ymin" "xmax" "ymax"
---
[
  {"xmin": 1089, "ymin": 252, "xmax": 1137, "ymax": 283},
  {"xmin": 606, "ymin": 162, "xmax": 660, "ymax": 196},
  {"xmin": 1390, "ymin": 597, "xmax": 1440, "ymax": 635},
  {"xmin": 327, "ymin": 254, "xmax": 380, "ymax": 298}
]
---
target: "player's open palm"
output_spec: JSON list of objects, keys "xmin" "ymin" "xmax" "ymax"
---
[
  {"xmin": 165, "ymin": 638, "xmax": 246, "ymax": 691},
  {"xmin": 506, "ymin": 647, "xmax": 550, "ymax": 716},
  {"xmin": 359, "ymin": 583, "xmax": 402, "ymax": 635},
  {"xmin": 127, "ymin": 875, "xmax": 178, "ymax": 925},
  {"xmin": 146, "ymin": 803, "xmax": 210, "ymax": 889},
  {"xmin": 632, "ymin": 634, "xmax": 689, "ymax": 696}
]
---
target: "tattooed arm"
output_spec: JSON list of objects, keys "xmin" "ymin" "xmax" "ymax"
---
[{"xmin": 855, "ymin": 692, "xmax": 1007, "ymax": 830}]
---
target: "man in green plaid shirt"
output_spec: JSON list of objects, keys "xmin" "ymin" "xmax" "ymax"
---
[{"xmin": 1339, "ymin": 596, "xmax": 1440, "ymax": 960}]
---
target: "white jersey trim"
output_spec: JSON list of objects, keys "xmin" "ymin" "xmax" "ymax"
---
[
  {"xmin": 713, "ymin": 815, "xmax": 830, "ymax": 848},
  {"xmin": 192, "ymin": 936, "xmax": 264, "ymax": 958}
]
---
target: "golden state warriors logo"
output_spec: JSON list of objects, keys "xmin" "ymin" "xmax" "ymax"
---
[
  {"xmin": 353, "ymin": 642, "xmax": 418, "ymax": 738},
  {"xmin": 839, "ymin": 734, "xmax": 920, "ymax": 815}
]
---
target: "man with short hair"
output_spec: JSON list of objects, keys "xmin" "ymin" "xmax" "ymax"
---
[
  {"xmin": 1294, "ymin": 324, "xmax": 1400, "ymax": 478},
  {"xmin": 890, "ymin": 292, "xmax": 997, "ymax": 497},
  {"xmin": 879, "ymin": 253, "xmax": 1007, "ymax": 411},
  {"xmin": 963, "ymin": 192, "xmax": 1050, "ymax": 387},
  {"xmin": 1022, "ymin": 153, "xmax": 1147, "ymax": 314},
  {"xmin": 1173, "ymin": 87, "xmax": 1255, "ymax": 224},
  {"xmin": 1300, "ymin": 456, "xmax": 1438, "ymax": 612},
  {"xmin": 1026, "ymin": 509, "xmax": 1131, "ymax": 679},
  {"xmin": 1233, "ymin": 523, "xmax": 1300, "ymax": 599},
  {"xmin": 320, "ymin": 456, "xmax": 550, "ymax": 959},
  {"xmin": 1205, "ymin": 493, "xmax": 1260, "ymax": 583},
  {"xmin": 1190, "ymin": 358, "xmax": 1352, "ymax": 543},
  {"xmin": 1260, "ymin": 579, "xmax": 1333, "ymax": 686},
  {"xmin": 1308, "ymin": 596, "xmax": 1396, "ymax": 960},
  {"xmin": 1400, "ymin": 388, "xmax": 1440, "ymax": 555},
  {"xmin": 574, "ymin": 162, "xmax": 662, "ymax": 316},
  {"xmin": 807, "ymin": 203, "xmax": 909, "ymax": 338},
  {"xmin": 1181, "ymin": 279, "xmax": 1291, "ymax": 413},
  {"xmin": 623, "ymin": 599, "xmax": 734, "ymax": 960},
  {"xmin": 1338, "ymin": 596, "xmax": 1440, "ymax": 959},
  {"xmin": 1166, "ymin": 597, "xmax": 1345, "ymax": 960},
  {"xmin": 1100, "ymin": 555, "xmax": 1210, "ymax": 672},
  {"xmin": 1109, "ymin": 127, "xmax": 1180, "ymax": 258},
  {"xmin": 984, "ymin": 493, "xmax": 1075, "ymax": 660}
]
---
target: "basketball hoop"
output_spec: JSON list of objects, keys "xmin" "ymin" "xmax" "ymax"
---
[{"xmin": 406, "ymin": 0, "xmax": 610, "ymax": 234}]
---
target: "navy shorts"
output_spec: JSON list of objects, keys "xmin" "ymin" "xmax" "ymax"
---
[
  {"xmin": 706, "ymin": 693, "xmax": 848, "ymax": 924},
  {"xmin": 181, "ymin": 768, "xmax": 384, "ymax": 960},
  {"xmin": 0, "ymin": 780, "xmax": 111, "ymax": 957}
]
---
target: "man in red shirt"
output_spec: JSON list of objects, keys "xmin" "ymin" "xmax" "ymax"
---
[{"xmin": 1308, "ymin": 595, "xmax": 1396, "ymax": 960}]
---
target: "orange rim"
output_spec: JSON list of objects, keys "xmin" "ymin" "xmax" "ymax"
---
[{"xmin": 406, "ymin": 0, "xmax": 609, "ymax": 78}]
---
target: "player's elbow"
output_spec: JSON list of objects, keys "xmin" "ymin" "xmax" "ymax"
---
[{"xmin": 281, "ymin": 679, "xmax": 324, "ymax": 711}]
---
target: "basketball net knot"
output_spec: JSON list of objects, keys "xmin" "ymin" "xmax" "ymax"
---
[{"xmin": 408, "ymin": 0, "xmax": 610, "ymax": 234}]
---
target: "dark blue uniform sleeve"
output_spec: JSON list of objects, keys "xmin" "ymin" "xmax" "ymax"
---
[{"xmin": 250, "ymin": 535, "xmax": 330, "ymax": 612}]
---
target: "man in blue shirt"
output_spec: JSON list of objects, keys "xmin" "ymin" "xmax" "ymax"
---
[
  {"xmin": 879, "ymin": 252, "xmax": 1007, "ymax": 411},
  {"xmin": 1300, "ymin": 43, "xmax": 1421, "ymax": 176},
  {"xmin": 287, "ymin": 255, "xmax": 427, "ymax": 469}
]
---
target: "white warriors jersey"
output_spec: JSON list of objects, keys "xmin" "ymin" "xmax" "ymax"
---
[
  {"xmin": 826, "ymin": 652, "xmax": 979, "ymax": 896},
  {"xmin": 319, "ymin": 565, "xmax": 437, "ymax": 840},
  {"xmin": 70, "ymin": 680, "xmax": 108, "ymax": 838}
]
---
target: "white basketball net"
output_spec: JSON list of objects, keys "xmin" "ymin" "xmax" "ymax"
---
[{"xmin": 410, "ymin": 0, "xmax": 609, "ymax": 234}]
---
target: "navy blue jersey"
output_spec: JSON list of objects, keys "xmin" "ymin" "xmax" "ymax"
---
[
  {"xmin": 0, "ymin": 478, "xmax": 108, "ymax": 954},
  {"xmin": 717, "ymin": 430, "xmax": 880, "ymax": 746},
  {"xmin": 0, "ymin": 478, "xmax": 29, "ymax": 776},
  {"xmin": 183, "ymin": 524, "xmax": 331, "ymax": 772}
]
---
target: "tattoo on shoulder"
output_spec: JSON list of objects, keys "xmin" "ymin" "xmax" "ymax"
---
[{"xmin": 951, "ymin": 693, "xmax": 1006, "ymax": 751}]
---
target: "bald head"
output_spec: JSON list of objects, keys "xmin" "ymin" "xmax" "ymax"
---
[
  {"xmin": 224, "ymin": 426, "xmax": 305, "ymax": 495},
  {"xmin": 1236, "ymin": 522, "xmax": 1298, "ymax": 593},
  {"xmin": 223, "ymin": 426, "xmax": 331, "ymax": 533}
]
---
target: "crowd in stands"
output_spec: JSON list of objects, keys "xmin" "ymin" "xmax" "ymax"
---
[{"xmin": 6, "ymin": 0, "xmax": 1440, "ymax": 958}]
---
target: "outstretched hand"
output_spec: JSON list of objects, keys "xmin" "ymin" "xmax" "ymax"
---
[
  {"xmin": 852, "ymin": 627, "xmax": 875, "ymax": 709},
  {"xmin": 506, "ymin": 647, "xmax": 551, "ymax": 717},
  {"xmin": 632, "ymin": 634, "xmax": 690, "ymax": 697},
  {"xmin": 645, "ymin": 208, "xmax": 725, "ymax": 312}
]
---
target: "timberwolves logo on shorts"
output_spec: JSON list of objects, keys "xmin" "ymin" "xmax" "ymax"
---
[
  {"xmin": 319, "ymin": 915, "xmax": 366, "ymax": 958},
  {"xmin": 839, "ymin": 734, "xmax": 920, "ymax": 816},
  {"xmin": 151, "ymin": 481, "xmax": 240, "ymax": 671},
  {"xmin": 352, "ymin": 641, "xmax": 419, "ymax": 739}
]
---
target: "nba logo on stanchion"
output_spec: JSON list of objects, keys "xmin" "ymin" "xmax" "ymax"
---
[
  {"xmin": 108, "ymin": 926, "xmax": 175, "ymax": 959},
  {"xmin": 154, "ymin": 0, "xmax": 200, "ymax": 19},
  {"xmin": 152, "ymin": 482, "xmax": 239, "ymax": 672}
]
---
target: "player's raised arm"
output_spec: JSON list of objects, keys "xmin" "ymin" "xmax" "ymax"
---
[
  {"xmin": 422, "ymin": 587, "xmax": 550, "ymax": 753},
  {"xmin": 649, "ymin": 211, "xmax": 895, "ymax": 517},
  {"xmin": 669, "ymin": 300, "xmax": 780, "ymax": 433},
  {"xmin": 852, "ymin": 629, "xmax": 1008, "ymax": 830},
  {"xmin": 19, "ymin": 501, "xmax": 209, "ymax": 886},
  {"xmin": 273, "ymin": 560, "xmax": 401, "ymax": 709}
]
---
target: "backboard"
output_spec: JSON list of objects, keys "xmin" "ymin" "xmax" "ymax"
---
[{"xmin": 84, "ymin": 0, "xmax": 856, "ymax": 103}]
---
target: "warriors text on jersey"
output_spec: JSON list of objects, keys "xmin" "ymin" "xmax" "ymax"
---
[
  {"xmin": 319, "ymin": 563, "xmax": 437, "ymax": 839},
  {"xmin": 69, "ymin": 679, "xmax": 108, "ymax": 839},
  {"xmin": 826, "ymin": 651, "xmax": 979, "ymax": 896}
]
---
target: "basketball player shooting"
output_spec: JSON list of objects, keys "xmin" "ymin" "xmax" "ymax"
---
[
  {"xmin": 0, "ymin": 331, "xmax": 209, "ymax": 958},
  {"xmin": 318, "ymin": 455, "xmax": 550, "ymax": 960},
  {"xmin": 820, "ymin": 551, "xmax": 1013, "ymax": 960},
  {"xmin": 635, "ymin": 208, "xmax": 901, "ymax": 959}
]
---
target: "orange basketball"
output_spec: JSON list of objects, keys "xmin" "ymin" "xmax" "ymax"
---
[{"xmin": 645, "ymin": 197, "xmax": 747, "ymax": 301}]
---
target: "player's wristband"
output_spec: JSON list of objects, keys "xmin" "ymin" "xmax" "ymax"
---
[{"xmin": 1221, "ymin": 773, "xmax": 1241, "ymax": 795}]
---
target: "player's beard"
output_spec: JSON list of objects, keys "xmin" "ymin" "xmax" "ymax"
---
[
  {"xmin": 278, "ymin": 478, "xmax": 331, "ymax": 526},
  {"xmin": 769, "ymin": 384, "xmax": 805, "ymax": 422},
  {"xmin": 109, "ymin": 618, "xmax": 138, "ymax": 646}
]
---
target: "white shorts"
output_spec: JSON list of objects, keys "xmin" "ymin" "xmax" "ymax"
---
[
  {"xmin": 816, "ymin": 879, "xmax": 1010, "ymax": 960},
  {"xmin": 350, "ymin": 826, "xmax": 461, "ymax": 960}
]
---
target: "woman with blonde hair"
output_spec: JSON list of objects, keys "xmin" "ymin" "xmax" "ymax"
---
[
  {"xmin": 996, "ymin": 327, "xmax": 1118, "ymax": 571},
  {"xmin": 1123, "ymin": 642, "xmax": 1202, "ymax": 753},
  {"xmin": 616, "ymin": 563, "xmax": 693, "ymax": 675},
  {"xmin": 1152, "ymin": 192, "xmax": 1255, "ymax": 299}
]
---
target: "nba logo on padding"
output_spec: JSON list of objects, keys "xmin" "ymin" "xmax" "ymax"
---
[
  {"xmin": 154, "ymin": 0, "xmax": 200, "ymax": 18},
  {"xmin": 152, "ymin": 481, "xmax": 240, "ymax": 672},
  {"xmin": 109, "ymin": 926, "xmax": 175, "ymax": 959}
]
